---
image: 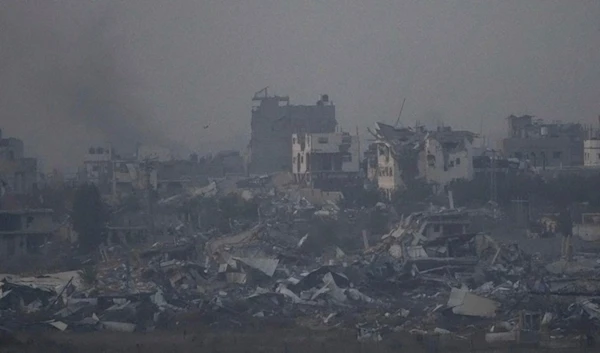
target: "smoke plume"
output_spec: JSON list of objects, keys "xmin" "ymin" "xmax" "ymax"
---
[{"xmin": 0, "ymin": 1, "xmax": 182, "ymax": 169}]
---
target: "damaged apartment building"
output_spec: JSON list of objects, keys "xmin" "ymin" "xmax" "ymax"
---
[
  {"xmin": 0, "ymin": 130, "xmax": 53, "ymax": 262},
  {"xmin": 503, "ymin": 114, "xmax": 584, "ymax": 168},
  {"xmin": 247, "ymin": 88, "xmax": 337, "ymax": 175},
  {"xmin": 291, "ymin": 131, "xmax": 360, "ymax": 190},
  {"xmin": 80, "ymin": 145, "xmax": 150, "ymax": 197},
  {"xmin": 0, "ymin": 208, "xmax": 54, "ymax": 262},
  {"xmin": 0, "ymin": 129, "xmax": 38, "ymax": 196},
  {"xmin": 582, "ymin": 118, "xmax": 600, "ymax": 168},
  {"xmin": 369, "ymin": 122, "xmax": 482, "ymax": 198}
]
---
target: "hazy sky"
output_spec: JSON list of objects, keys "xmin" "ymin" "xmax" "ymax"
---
[{"xmin": 1, "ymin": 0, "xmax": 599, "ymax": 170}]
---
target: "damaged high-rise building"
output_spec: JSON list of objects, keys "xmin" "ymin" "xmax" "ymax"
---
[
  {"xmin": 0, "ymin": 129, "xmax": 38, "ymax": 196},
  {"xmin": 247, "ymin": 88, "xmax": 337, "ymax": 175}
]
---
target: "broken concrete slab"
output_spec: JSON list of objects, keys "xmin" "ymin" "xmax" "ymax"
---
[
  {"xmin": 233, "ymin": 257, "xmax": 279, "ymax": 277},
  {"xmin": 447, "ymin": 287, "xmax": 499, "ymax": 318},
  {"xmin": 47, "ymin": 320, "xmax": 68, "ymax": 332},
  {"xmin": 225, "ymin": 272, "xmax": 247, "ymax": 284},
  {"xmin": 321, "ymin": 272, "xmax": 347, "ymax": 303}
]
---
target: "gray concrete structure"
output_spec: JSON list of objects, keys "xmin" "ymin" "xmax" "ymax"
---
[
  {"xmin": 247, "ymin": 89, "xmax": 337, "ymax": 175},
  {"xmin": 0, "ymin": 129, "xmax": 38, "ymax": 195},
  {"xmin": 502, "ymin": 115, "xmax": 584, "ymax": 168},
  {"xmin": 0, "ymin": 209, "xmax": 53, "ymax": 261}
]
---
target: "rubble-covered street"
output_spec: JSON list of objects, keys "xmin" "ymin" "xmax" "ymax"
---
[
  {"xmin": 2, "ymin": 173, "xmax": 600, "ymax": 352},
  {"xmin": 4, "ymin": 1, "xmax": 600, "ymax": 350}
]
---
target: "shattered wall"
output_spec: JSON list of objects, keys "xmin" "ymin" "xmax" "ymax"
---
[
  {"xmin": 375, "ymin": 144, "xmax": 404, "ymax": 200},
  {"xmin": 0, "ymin": 210, "xmax": 54, "ymax": 260}
]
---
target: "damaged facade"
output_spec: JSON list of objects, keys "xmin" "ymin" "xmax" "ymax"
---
[
  {"xmin": 247, "ymin": 88, "xmax": 337, "ymax": 175},
  {"xmin": 0, "ymin": 129, "xmax": 38, "ymax": 195},
  {"xmin": 0, "ymin": 209, "xmax": 54, "ymax": 261},
  {"xmin": 422, "ymin": 128, "xmax": 480, "ymax": 191},
  {"xmin": 291, "ymin": 131, "xmax": 360, "ymax": 190},
  {"xmin": 572, "ymin": 213, "xmax": 600, "ymax": 242},
  {"xmin": 503, "ymin": 115, "xmax": 584, "ymax": 168},
  {"xmin": 369, "ymin": 123, "xmax": 481, "ymax": 198},
  {"xmin": 386, "ymin": 208, "xmax": 472, "ymax": 260},
  {"xmin": 584, "ymin": 139, "xmax": 600, "ymax": 167}
]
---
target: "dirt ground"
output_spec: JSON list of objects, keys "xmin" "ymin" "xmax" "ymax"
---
[{"xmin": 0, "ymin": 326, "xmax": 593, "ymax": 353}]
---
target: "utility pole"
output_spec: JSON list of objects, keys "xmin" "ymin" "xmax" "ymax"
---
[{"xmin": 141, "ymin": 159, "xmax": 156, "ymax": 244}]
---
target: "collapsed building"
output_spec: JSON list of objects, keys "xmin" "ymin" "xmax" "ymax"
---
[
  {"xmin": 368, "ymin": 122, "xmax": 482, "ymax": 198},
  {"xmin": 384, "ymin": 208, "xmax": 473, "ymax": 261},
  {"xmin": 291, "ymin": 131, "xmax": 361, "ymax": 190},
  {"xmin": 2, "ymin": 166, "xmax": 600, "ymax": 350},
  {"xmin": 247, "ymin": 88, "xmax": 337, "ymax": 175}
]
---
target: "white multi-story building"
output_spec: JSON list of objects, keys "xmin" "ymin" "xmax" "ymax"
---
[
  {"xmin": 369, "ymin": 122, "xmax": 481, "ymax": 198},
  {"xmin": 421, "ymin": 129, "xmax": 480, "ymax": 192},
  {"xmin": 292, "ymin": 131, "xmax": 360, "ymax": 190},
  {"xmin": 584, "ymin": 140, "xmax": 600, "ymax": 167}
]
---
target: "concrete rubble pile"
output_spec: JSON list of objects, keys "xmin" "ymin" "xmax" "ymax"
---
[{"xmin": 1, "ymin": 178, "xmax": 600, "ymax": 346}]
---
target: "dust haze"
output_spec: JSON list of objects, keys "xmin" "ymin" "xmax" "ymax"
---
[{"xmin": 1, "ymin": 0, "xmax": 600, "ymax": 169}]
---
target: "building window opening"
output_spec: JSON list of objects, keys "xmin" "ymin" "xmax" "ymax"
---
[
  {"xmin": 553, "ymin": 151, "xmax": 562, "ymax": 159},
  {"xmin": 456, "ymin": 158, "xmax": 461, "ymax": 165},
  {"xmin": 318, "ymin": 137, "xmax": 328, "ymax": 144},
  {"xmin": 427, "ymin": 155, "xmax": 436, "ymax": 167}
]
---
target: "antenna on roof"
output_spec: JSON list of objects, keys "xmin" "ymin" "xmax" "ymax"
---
[{"xmin": 394, "ymin": 98, "xmax": 406, "ymax": 128}]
